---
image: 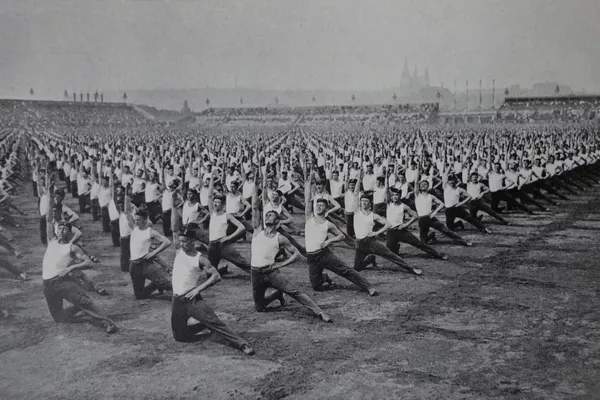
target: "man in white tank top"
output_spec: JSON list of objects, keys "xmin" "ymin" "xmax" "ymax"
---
[
  {"xmin": 327, "ymin": 170, "xmax": 345, "ymax": 213},
  {"xmin": 351, "ymin": 172, "xmax": 422, "ymax": 275},
  {"xmin": 488, "ymin": 162, "xmax": 532, "ymax": 214},
  {"xmin": 98, "ymin": 175, "xmax": 112, "ymax": 233},
  {"xmin": 224, "ymin": 179, "xmax": 252, "ymax": 235},
  {"xmin": 41, "ymin": 171, "xmax": 117, "ymax": 334},
  {"xmin": 466, "ymin": 173, "xmax": 509, "ymax": 226},
  {"xmin": 171, "ymin": 227, "xmax": 254, "ymax": 355},
  {"xmin": 311, "ymin": 179, "xmax": 344, "ymax": 224},
  {"xmin": 304, "ymin": 162, "xmax": 378, "ymax": 296},
  {"xmin": 443, "ymin": 175, "xmax": 491, "ymax": 234},
  {"xmin": 531, "ymin": 158, "xmax": 569, "ymax": 201},
  {"xmin": 250, "ymin": 172, "xmax": 332, "ymax": 322},
  {"xmin": 127, "ymin": 207, "xmax": 173, "ymax": 299},
  {"xmin": 144, "ymin": 171, "xmax": 163, "ymax": 224},
  {"xmin": 385, "ymin": 187, "xmax": 447, "ymax": 260},
  {"xmin": 261, "ymin": 172, "xmax": 307, "ymax": 256},
  {"xmin": 344, "ymin": 178, "xmax": 358, "ymax": 238},
  {"xmin": 414, "ymin": 169, "xmax": 471, "ymax": 247},
  {"xmin": 206, "ymin": 170, "xmax": 252, "ymax": 275}
]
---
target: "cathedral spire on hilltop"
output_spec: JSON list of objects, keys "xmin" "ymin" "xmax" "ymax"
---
[{"xmin": 400, "ymin": 58, "xmax": 431, "ymax": 95}]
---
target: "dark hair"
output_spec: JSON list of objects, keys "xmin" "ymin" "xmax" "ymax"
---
[
  {"xmin": 135, "ymin": 208, "xmax": 149, "ymax": 218},
  {"xmin": 315, "ymin": 198, "xmax": 329, "ymax": 206},
  {"xmin": 178, "ymin": 225, "xmax": 196, "ymax": 239}
]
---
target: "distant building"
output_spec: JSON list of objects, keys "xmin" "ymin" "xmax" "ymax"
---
[{"xmin": 400, "ymin": 58, "xmax": 431, "ymax": 95}]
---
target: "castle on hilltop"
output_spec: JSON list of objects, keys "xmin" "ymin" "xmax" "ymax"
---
[{"xmin": 400, "ymin": 58, "xmax": 430, "ymax": 95}]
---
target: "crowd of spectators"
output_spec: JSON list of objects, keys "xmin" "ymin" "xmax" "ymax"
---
[{"xmin": 0, "ymin": 100, "xmax": 156, "ymax": 128}]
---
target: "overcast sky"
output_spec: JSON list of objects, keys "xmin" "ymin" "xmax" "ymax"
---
[{"xmin": 1, "ymin": 0, "xmax": 599, "ymax": 98}]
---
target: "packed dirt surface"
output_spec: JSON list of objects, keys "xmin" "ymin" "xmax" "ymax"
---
[{"xmin": 1, "ymin": 184, "xmax": 599, "ymax": 400}]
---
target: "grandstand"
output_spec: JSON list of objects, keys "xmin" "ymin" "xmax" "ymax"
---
[
  {"xmin": 195, "ymin": 102, "xmax": 439, "ymax": 126},
  {"xmin": 0, "ymin": 99, "xmax": 156, "ymax": 128},
  {"xmin": 499, "ymin": 94, "xmax": 600, "ymax": 123}
]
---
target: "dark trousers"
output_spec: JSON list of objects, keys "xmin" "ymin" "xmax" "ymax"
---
[
  {"xmin": 353, "ymin": 236, "xmax": 416, "ymax": 273},
  {"xmin": 207, "ymin": 241, "xmax": 251, "ymax": 273},
  {"xmin": 91, "ymin": 198, "xmax": 100, "ymax": 221},
  {"xmin": 65, "ymin": 178, "xmax": 71, "ymax": 193},
  {"xmin": 508, "ymin": 188, "xmax": 546, "ymax": 211},
  {"xmin": 445, "ymin": 205, "xmax": 487, "ymax": 232},
  {"xmin": 71, "ymin": 181, "xmax": 78, "ymax": 198},
  {"xmin": 386, "ymin": 227, "xmax": 443, "ymax": 258},
  {"xmin": 536, "ymin": 181, "xmax": 569, "ymax": 200},
  {"xmin": 132, "ymin": 192, "xmax": 145, "ymax": 208},
  {"xmin": 469, "ymin": 199, "xmax": 508, "ymax": 224},
  {"xmin": 40, "ymin": 216, "xmax": 48, "ymax": 245},
  {"xmin": 101, "ymin": 207, "xmax": 111, "ymax": 233},
  {"xmin": 163, "ymin": 210, "xmax": 172, "ymax": 237},
  {"xmin": 43, "ymin": 276, "xmax": 112, "ymax": 324},
  {"xmin": 32, "ymin": 182, "xmax": 38, "ymax": 197},
  {"xmin": 345, "ymin": 213, "xmax": 355, "ymax": 238},
  {"xmin": 120, "ymin": 236, "xmax": 131, "ymax": 272},
  {"xmin": 418, "ymin": 215, "xmax": 468, "ymax": 246},
  {"xmin": 251, "ymin": 268, "xmax": 323, "ymax": 315},
  {"xmin": 129, "ymin": 258, "xmax": 173, "ymax": 299},
  {"xmin": 307, "ymin": 247, "xmax": 372, "ymax": 291},
  {"xmin": 79, "ymin": 193, "xmax": 90, "ymax": 214},
  {"xmin": 523, "ymin": 184, "xmax": 557, "ymax": 205},
  {"xmin": 110, "ymin": 220, "xmax": 120, "ymax": 247},
  {"xmin": 491, "ymin": 190, "xmax": 532, "ymax": 214},
  {"xmin": 171, "ymin": 295, "xmax": 247, "ymax": 348},
  {"xmin": 146, "ymin": 201, "xmax": 162, "ymax": 224}
]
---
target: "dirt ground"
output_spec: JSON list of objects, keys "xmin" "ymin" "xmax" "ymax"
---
[{"xmin": 1, "ymin": 183, "xmax": 599, "ymax": 400}]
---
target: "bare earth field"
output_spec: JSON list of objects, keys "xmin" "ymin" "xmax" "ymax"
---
[{"xmin": 1, "ymin": 184, "xmax": 599, "ymax": 399}]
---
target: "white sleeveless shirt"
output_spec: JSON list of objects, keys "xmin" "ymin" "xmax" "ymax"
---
[
  {"xmin": 387, "ymin": 203, "xmax": 405, "ymax": 228},
  {"xmin": 145, "ymin": 182, "xmax": 160, "ymax": 202},
  {"xmin": 119, "ymin": 213, "xmax": 132, "ymax": 238},
  {"xmin": 226, "ymin": 193, "xmax": 242, "ymax": 214},
  {"xmin": 305, "ymin": 217, "xmax": 330, "ymax": 253},
  {"xmin": 42, "ymin": 241, "xmax": 73, "ymax": 280},
  {"xmin": 444, "ymin": 186, "xmax": 460, "ymax": 208},
  {"xmin": 182, "ymin": 202, "xmax": 201, "ymax": 225},
  {"xmin": 130, "ymin": 227, "xmax": 151, "ymax": 261},
  {"xmin": 354, "ymin": 210, "xmax": 374, "ymax": 240},
  {"xmin": 251, "ymin": 231, "xmax": 280, "ymax": 268},
  {"xmin": 162, "ymin": 189, "xmax": 173, "ymax": 211},
  {"xmin": 344, "ymin": 190, "xmax": 356, "ymax": 213},
  {"xmin": 172, "ymin": 250, "xmax": 202, "ymax": 296},
  {"xmin": 373, "ymin": 186, "xmax": 387, "ymax": 204},
  {"xmin": 98, "ymin": 187, "xmax": 111, "ymax": 208},
  {"xmin": 209, "ymin": 212, "xmax": 228, "ymax": 241},
  {"xmin": 108, "ymin": 199, "xmax": 120, "ymax": 221},
  {"xmin": 242, "ymin": 181, "xmax": 255, "ymax": 199},
  {"xmin": 415, "ymin": 193, "xmax": 433, "ymax": 217},
  {"xmin": 330, "ymin": 180, "xmax": 344, "ymax": 198},
  {"xmin": 466, "ymin": 183, "xmax": 481, "ymax": 198}
]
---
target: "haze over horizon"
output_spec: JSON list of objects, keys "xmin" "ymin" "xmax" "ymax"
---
[{"xmin": 1, "ymin": 0, "xmax": 599, "ymax": 99}]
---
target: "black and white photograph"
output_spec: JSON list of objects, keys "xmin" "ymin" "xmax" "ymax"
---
[{"xmin": 0, "ymin": 0, "xmax": 599, "ymax": 398}]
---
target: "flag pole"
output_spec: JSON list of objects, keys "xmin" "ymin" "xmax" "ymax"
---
[
  {"xmin": 479, "ymin": 78, "xmax": 482, "ymax": 110},
  {"xmin": 466, "ymin": 81, "xmax": 469, "ymax": 111},
  {"xmin": 453, "ymin": 79, "xmax": 456, "ymax": 111},
  {"xmin": 492, "ymin": 79, "xmax": 496, "ymax": 109}
]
